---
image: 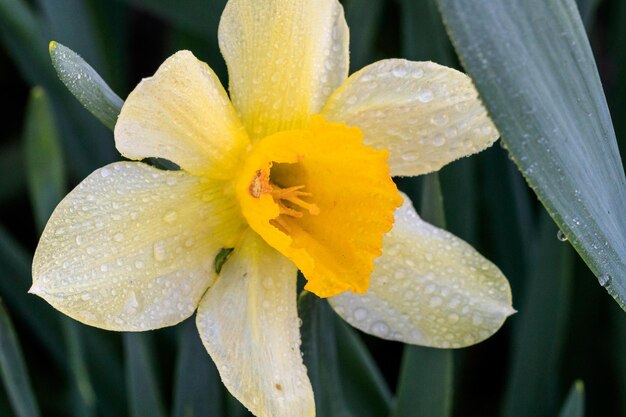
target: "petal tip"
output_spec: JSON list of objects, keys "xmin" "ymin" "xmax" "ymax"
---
[{"xmin": 503, "ymin": 305, "xmax": 517, "ymax": 317}]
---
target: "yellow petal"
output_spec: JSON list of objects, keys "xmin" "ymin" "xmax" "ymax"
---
[
  {"xmin": 196, "ymin": 231, "xmax": 314, "ymax": 417},
  {"xmin": 31, "ymin": 162, "xmax": 246, "ymax": 331},
  {"xmin": 219, "ymin": 0, "xmax": 349, "ymax": 139},
  {"xmin": 329, "ymin": 193, "xmax": 514, "ymax": 348},
  {"xmin": 235, "ymin": 116, "xmax": 402, "ymax": 298},
  {"xmin": 322, "ymin": 59, "xmax": 499, "ymax": 177},
  {"xmin": 115, "ymin": 51, "xmax": 249, "ymax": 179}
]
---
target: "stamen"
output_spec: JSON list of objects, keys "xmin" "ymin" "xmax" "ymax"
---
[
  {"xmin": 249, "ymin": 170, "xmax": 273, "ymax": 198},
  {"xmin": 248, "ymin": 168, "xmax": 320, "ymax": 219},
  {"xmin": 271, "ymin": 185, "xmax": 320, "ymax": 217}
]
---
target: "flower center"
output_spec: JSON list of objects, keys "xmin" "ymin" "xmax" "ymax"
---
[
  {"xmin": 235, "ymin": 115, "xmax": 402, "ymax": 297},
  {"xmin": 248, "ymin": 166, "xmax": 320, "ymax": 233}
]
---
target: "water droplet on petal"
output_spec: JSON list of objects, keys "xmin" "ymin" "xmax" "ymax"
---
[
  {"xmin": 556, "ymin": 230, "xmax": 568, "ymax": 242},
  {"xmin": 430, "ymin": 113, "xmax": 449, "ymax": 126},
  {"xmin": 163, "ymin": 211, "xmax": 178, "ymax": 223},
  {"xmin": 418, "ymin": 90, "xmax": 433, "ymax": 103},
  {"xmin": 371, "ymin": 321, "xmax": 390, "ymax": 337},
  {"xmin": 153, "ymin": 242, "xmax": 167, "ymax": 262},
  {"xmin": 353, "ymin": 307, "xmax": 368, "ymax": 321}
]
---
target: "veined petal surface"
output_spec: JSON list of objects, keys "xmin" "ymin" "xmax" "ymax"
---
[
  {"xmin": 329, "ymin": 194, "xmax": 513, "ymax": 348},
  {"xmin": 31, "ymin": 162, "xmax": 246, "ymax": 331},
  {"xmin": 322, "ymin": 59, "xmax": 499, "ymax": 177},
  {"xmin": 115, "ymin": 51, "xmax": 249, "ymax": 179},
  {"xmin": 196, "ymin": 231, "xmax": 314, "ymax": 417},
  {"xmin": 219, "ymin": 0, "xmax": 349, "ymax": 139}
]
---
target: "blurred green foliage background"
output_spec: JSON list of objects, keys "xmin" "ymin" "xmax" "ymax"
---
[{"xmin": 0, "ymin": 0, "xmax": 624, "ymax": 416}]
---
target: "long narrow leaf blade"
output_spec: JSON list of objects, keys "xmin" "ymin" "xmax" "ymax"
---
[
  {"xmin": 124, "ymin": 333, "xmax": 166, "ymax": 417},
  {"xmin": 49, "ymin": 41, "xmax": 123, "ymax": 130},
  {"xmin": 23, "ymin": 86, "xmax": 96, "ymax": 417},
  {"xmin": 172, "ymin": 319, "xmax": 223, "ymax": 417},
  {"xmin": 0, "ymin": 301, "xmax": 40, "ymax": 417},
  {"xmin": 438, "ymin": 0, "xmax": 626, "ymax": 310},
  {"xmin": 558, "ymin": 380, "xmax": 585, "ymax": 417},
  {"xmin": 24, "ymin": 87, "xmax": 66, "ymax": 231},
  {"xmin": 502, "ymin": 213, "xmax": 574, "ymax": 417}
]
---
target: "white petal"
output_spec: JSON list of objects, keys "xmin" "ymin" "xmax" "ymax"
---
[
  {"xmin": 219, "ymin": 0, "xmax": 349, "ymax": 139},
  {"xmin": 115, "ymin": 51, "xmax": 249, "ymax": 179},
  {"xmin": 322, "ymin": 59, "xmax": 499, "ymax": 177},
  {"xmin": 196, "ymin": 232, "xmax": 314, "ymax": 417},
  {"xmin": 329, "ymin": 194, "xmax": 513, "ymax": 348},
  {"xmin": 31, "ymin": 162, "xmax": 246, "ymax": 331}
]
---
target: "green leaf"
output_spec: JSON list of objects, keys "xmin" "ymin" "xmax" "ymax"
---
[
  {"xmin": 0, "ymin": 143, "xmax": 26, "ymax": 203},
  {"xmin": 344, "ymin": 0, "xmax": 383, "ymax": 71},
  {"xmin": 0, "ymin": 226, "xmax": 64, "ymax": 365},
  {"xmin": 62, "ymin": 320, "xmax": 96, "ymax": 417},
  {"xmin": 298, "ymin": 295, "xmax": 392, "ymax": 417},
  {"xmin": 172, "ymin": 319, "xmax": 223, "ymax": 417},
  {"xmin": 37, "ymin": 0, "xmax": 104, "ymax": 73},
  {"xmin": 502, "ymin": 213, "xmax": 573, "ymax": 417},
  {"xmin": 49, "ymin": 42, "xmax": 123, "ymax": 130},
  {"xmin": 390, "ymin": 347, "xmax": 453, "ymax": 417},
  {"xmin": 0, "ymin": 300, "xmax": 41, "ymax": 417},
  {"xmin": 118, "ymin": 0, "xmax": 222, "ymax": 36},
  {"xmin": 299, "ymin": 293, "xmax": 358, "ymax": 417},
  {"xmin": 575, "ymin": 0, "xmax": 602, "ymax": 28},
  {"xmin": 124, "ymin": 333, "xmax": 166, "ymax": 417},
  {"xmin": 0, "ymin": 0, "xmax": 57, "ymax": 87},
  {"xmin": 419, "ymin": 173, "xmax": 446, "ymax": 228},
  {"xmin": 24, "ymin": 87, "xmax": 66, "ymax": 231},
  {"xmin": 0, "ymin": 0, "xmax": 116, "ymax": 177},
  {"xmin": 23, "ymin": 86, "xmax": 97, "ymax": 417},
  {"xmin": 558, "ymin": 380, "xmax": 585, "ymax": 417},
  {"xmin": 391, "ymin": 172, "xmax": 453, "ymax": 417},
  {"xmin": 438, "ymin": 0, "xmax": 626, "ymax": 310},
  {"xmin": 398, "ymin": 0, "xmax": 454, "ymax": 66},
  {"xmin": 335, "ymin": 320, "xmax": 391, "ymax": 417}
]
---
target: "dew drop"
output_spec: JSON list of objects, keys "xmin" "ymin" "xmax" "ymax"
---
[
  {"xmin": 401, "ymin": 152, "xmax": 420, "ymax": 162},
  {"xmin": 123, "ymin": 291, "xmax": 140, "ymax": 313},
  {"xmin": 371, "ymin": 321, "xmax": 389, "ymax": 337},
  {"xmin": 556, "ymin": 230, "xmax": 568, "ymax": 242},
  {"xmin": 353, "ymin": 307, "xmax": 368, "ymax": 321},
  {"xmin": 598, "ymin": 274, "xmax": 611, "ymax": 287},
  {"xmin": 430, "ymin": 113, "xmax": 449, "ymax": 127},
  {"xmin": 100, "ymin": 168, "xmax": 111, "ymax": 178},
  {"xmin": 153, "ymin": 242, "xmax": 167, "ymax": 262},
  {"xmin": 392, "ymin": 66, "xmax": 407, "ymax": 77},
  {"xmin": 432, "ymin": 135, "xmax": 446, "ymax": 147},
  {"xmin": 163, "ymin": 211, "xmax": 178, "ymax": 223},
  {"xmin": 418, "ymin": 90, "xmax": 434, "ymax": 103}
]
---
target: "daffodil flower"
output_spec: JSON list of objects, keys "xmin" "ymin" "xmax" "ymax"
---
[{"xmin": 31, "ymin": 0, "xmax": 514, "ymax": 416}]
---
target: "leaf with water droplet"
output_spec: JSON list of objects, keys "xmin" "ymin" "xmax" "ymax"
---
[
  {"xmin": 49, "ymin": 41, "xmax": 123, "ymax": 130},
  {"xmin": 439, "ymin": 0, "xmax": 626, "ymax": 311}
]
